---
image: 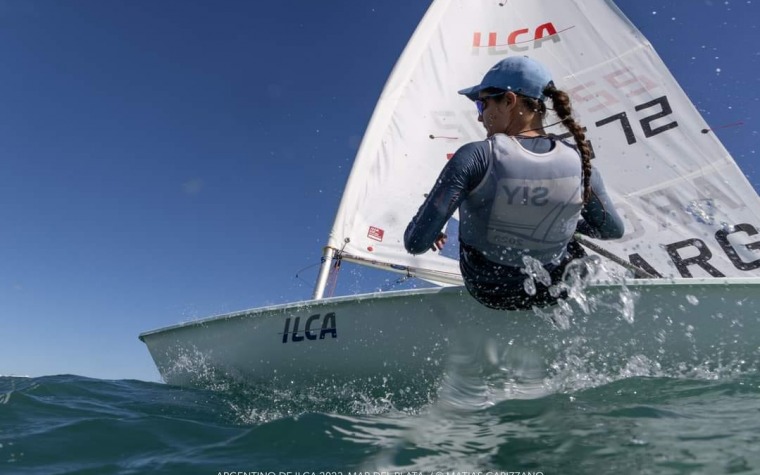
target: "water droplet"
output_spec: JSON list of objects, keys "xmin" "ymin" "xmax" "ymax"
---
[
  {"xmin": 685, "ymin": 199, "xmax": 715, "ymax": 225},
  {"xmin": 523, "ymin": 277, "xmax": 537, "ymax": 296},
  {"xmin": 620, "ymin": 288, "xmax": 635, "ymax": 324}
]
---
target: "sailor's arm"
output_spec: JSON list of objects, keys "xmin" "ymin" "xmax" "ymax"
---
[
  {"xmin": 576, "ymin": 166, "xmax": 625, "ymax": 239},
  {"xmin": 404, "ymin": 142, "xmax": 489, "ymax": 254}
]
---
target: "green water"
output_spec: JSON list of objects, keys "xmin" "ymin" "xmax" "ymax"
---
[{"xmin": 2, "ymin": 370, "xmax": 759, "ymax": 474}]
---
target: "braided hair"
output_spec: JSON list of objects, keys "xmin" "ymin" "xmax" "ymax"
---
[{"xmin": 519, "ymin": 86, "xmax": 592, "ymax": 204}]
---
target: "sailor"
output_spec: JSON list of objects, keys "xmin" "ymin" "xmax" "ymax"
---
[{"xmin": 404, "ymin": 56, "xmax": 624, "ymax": 310}]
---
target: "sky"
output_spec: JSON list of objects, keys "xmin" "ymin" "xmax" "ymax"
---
[{"xmin": 0, "ymin": 0, "xmax": 758, "ymax": 382}]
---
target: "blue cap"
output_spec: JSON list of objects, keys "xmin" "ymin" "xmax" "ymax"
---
[{"xmin": 458, "ymin": 56, "xmax": 554, "ymax": 102}]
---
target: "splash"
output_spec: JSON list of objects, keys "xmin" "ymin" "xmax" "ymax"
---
[
  {"xmin": 520, "ymin": 255, "xmax": 552, "ymax": 295},
  {"xmin": 221, "ymin": 377, "xmax": 435, "ymax": 425},
  {"xmin": 567, "ymin": 255, "xmax": 637, "ymax": 324},
  {"xmin": 560, "ymin": 255, "xmax": 603, "ymax": 314},
  {"xmin": 161, "ymin": 345, "xmax": 231, "ymax": 392},
  {"xmin": 532, "ymin": 301, "xmax": 572, "ymax": 330},
  {"xmin": 528, "ymin": 255, "xmax": 639, "ymax": 330},
  {"xmin": 618, "ymin": 285, "xmax": 636, "ymax": 324}
]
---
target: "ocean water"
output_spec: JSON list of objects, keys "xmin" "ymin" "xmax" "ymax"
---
[{"xmin": 4, "ymin": 363, "xmax": 760, "ymax": 474}]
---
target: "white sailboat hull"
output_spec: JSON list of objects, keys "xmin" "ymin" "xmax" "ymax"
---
[{"xmin": 139, "ymin": 278, "xmax": 760, "ymax": 392}]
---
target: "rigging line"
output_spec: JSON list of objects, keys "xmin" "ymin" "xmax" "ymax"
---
[
  {"xmin": 326, "ymin": 239, "xmax": 350, "ymax": 297},
  {"xmin": 326, "ymin": 252, "xmax": 342, "ymax": 297},
  {"xmin": 380, "ymin": 269, "xmax": 413, "ymax": 292},
  {"xmin": 573, "ymin": 234, "xmax": 656, "ymax": 279},
  {"xmin": 295, "ymin": 262, "xmax": 321, "ymax": 280},
  {"xmin": 295, "ymin": 261, "xmax": 325, "ymax": 288},
  {"xmin": 326, "ymin": 258, "xmax": 341, "ymax": 297}
]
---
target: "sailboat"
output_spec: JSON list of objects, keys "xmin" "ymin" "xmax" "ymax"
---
[{"xmin": 139, "ymin": 0, "xmax": 760, "ymax": 392}]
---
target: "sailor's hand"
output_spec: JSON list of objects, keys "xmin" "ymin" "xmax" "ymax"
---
[{"xmin": 431, "ymin": 232, "xmax": 447, "ymax": 252}]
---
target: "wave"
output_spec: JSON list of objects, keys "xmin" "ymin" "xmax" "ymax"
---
[{"xmin": 2, "ymin": 372, "xmax": 760, "ymax": 473}]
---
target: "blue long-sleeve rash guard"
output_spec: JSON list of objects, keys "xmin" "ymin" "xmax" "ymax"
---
[{"xmin": 404, "ymin": 136, "xmax": 624, "ymax": 256}]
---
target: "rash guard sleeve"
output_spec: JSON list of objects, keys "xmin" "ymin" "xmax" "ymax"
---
[
  {"xmin": 404, "ymin": 141, "xmax": 490, "ymax": 255},
  {"xmin": 576, "ymin": 165, "xmax": 625, "ymax": 239}
]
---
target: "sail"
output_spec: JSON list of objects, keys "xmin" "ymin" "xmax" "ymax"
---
[{"xmin": 326, "ymin": 0, "xmax": 760, "ymax": 283}]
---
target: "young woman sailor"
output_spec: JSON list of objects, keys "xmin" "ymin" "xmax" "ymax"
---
[{"xmin": 404, "ymin": 56, "xmax": 625, "ymax": 310}]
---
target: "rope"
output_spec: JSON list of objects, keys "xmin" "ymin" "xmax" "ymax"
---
[
  {"xmin": 325, "ymin": 239, "xmax": 350, "ymax": 297},
  {"xmin": 573, "ymin": 234, "xmax": 655, "ymax": 279},
  {"xmin": 294, "ymin": 262, "xmax": 321, "ymax": 283},
  {"xmin": 379, "ymin": 271, "xmax": 413, "ymax": 292},
  {"xmin": 326, "ymin": 257, "xmax": 341, "ymax": 297}
]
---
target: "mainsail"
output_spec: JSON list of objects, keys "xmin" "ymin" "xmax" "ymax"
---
[{"xmin": 318, "ymin": 0, "xmax": 760, "ymax": 297}]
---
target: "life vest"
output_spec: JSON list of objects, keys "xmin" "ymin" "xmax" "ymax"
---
[{"xmin": 459, "ymin": 134, "xmax": 583, "ymax": 266}]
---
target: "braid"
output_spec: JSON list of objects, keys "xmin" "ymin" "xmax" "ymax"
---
[{"xmin": 543, "ymin": 84, "xmax": 592, "ymax": 204}]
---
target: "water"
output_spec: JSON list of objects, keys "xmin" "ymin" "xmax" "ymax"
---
[
  {"xmin": 3, "ymin": 366, "xmax": 760, "ymax": 474},
  {"xmin": 5, "ymin": 264, "xmax": 760, "ymax": 474}
]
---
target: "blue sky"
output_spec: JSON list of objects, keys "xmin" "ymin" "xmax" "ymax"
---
[{"xmin": 0, "ymin": 0, "xmax": 757, "ymax": 382}]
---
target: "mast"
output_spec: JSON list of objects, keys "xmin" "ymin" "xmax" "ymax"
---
[{"xmin": 312, "ymin": 247, "xmax": 336, "ymax": 300}]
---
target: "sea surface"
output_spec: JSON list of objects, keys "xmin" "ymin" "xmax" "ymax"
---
[{"xmin": 3, "ymin": 362, "xmax": 760, "ymax": 474}]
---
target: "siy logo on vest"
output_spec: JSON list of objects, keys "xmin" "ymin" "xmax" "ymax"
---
[
  {"xmin": 472, "ymin": 22, "xmax": 571, "ymax": 55},
  {"xmin": 281, "ymin": 312, "xmax": 337, "ymax": 343},
  {"xmin": 502, "ymin": 185, "xmax": 550, "ymax": 206}
]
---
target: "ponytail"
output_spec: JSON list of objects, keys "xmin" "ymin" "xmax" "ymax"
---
[{"xmin": 541, "ymin": 84, "xmax": 592, "ymax": 204}]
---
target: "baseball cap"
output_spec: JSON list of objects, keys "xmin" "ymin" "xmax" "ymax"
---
[{"xmin": 458, "ymin": 56, "xmax": 554, "ymax": 102}]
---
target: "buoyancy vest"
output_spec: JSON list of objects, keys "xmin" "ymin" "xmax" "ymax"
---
[{"xmin": 459, "ymin": 134, "xmax": 583, "ymax": 267}]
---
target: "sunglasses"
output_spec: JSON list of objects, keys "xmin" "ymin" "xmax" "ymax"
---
[{"xmin": 475, "ymin": 91, "xmax": 508, "ymax": 116}]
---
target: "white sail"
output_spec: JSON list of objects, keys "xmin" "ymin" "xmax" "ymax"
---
[{"xmin": 326, "ymin": 0, "xmax": 760, "ymax": 285}]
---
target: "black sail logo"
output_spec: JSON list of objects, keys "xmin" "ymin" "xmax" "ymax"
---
[{"xmin": 281, "ymin": 312, "xmax": 337, "ymax": 343}]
